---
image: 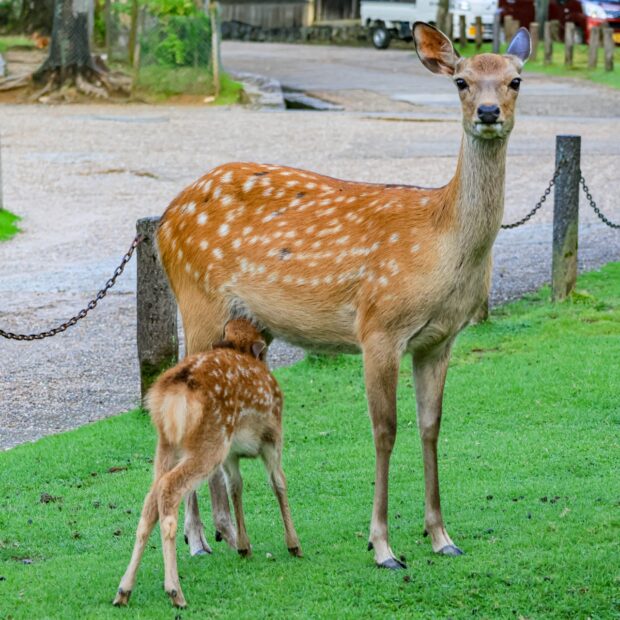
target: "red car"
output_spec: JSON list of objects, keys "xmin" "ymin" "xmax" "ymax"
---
[{"xmin": 499, "ymin": 0, "xmax": 620, "ymax": 43}]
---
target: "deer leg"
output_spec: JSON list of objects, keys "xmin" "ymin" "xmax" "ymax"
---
[
  {"xmin": 158, "ymin": 449, "xmax": 225, "ymax": 608},
  {"xmin": 179, "ymin": 292, "xmax": 237, "ymax": 554},
  {"xmin": 363, "ymin": 334, "xmax": 404, "ymax": 569},
  {"xmin": 223, "ymin": 456, "xmax": 252, "ymax": 557},
  {"xmin": 113, "ymin": 441, "xmax": 175, "ymax": 606},
  {"xmin": 261, "ymin": 443, "xmax": 302, "ymax": 557},
  {"xmin": 413, "ymin": 341, "xmax": 463, "ymax": 556}
]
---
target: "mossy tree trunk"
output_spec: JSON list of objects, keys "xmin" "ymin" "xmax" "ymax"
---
[{"xmin": 34, "ymin": 0, "xmax": 95, "ymax": 86}]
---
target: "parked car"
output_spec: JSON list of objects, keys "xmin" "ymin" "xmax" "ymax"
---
[{"xmin": 360, "ymin": 0, "xmax": 439, "ymax": 48}]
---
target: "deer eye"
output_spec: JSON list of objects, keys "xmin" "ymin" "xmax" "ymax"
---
[
  {"xmin": 454, "ymin": 78, "xmax": 468, "ymax": 91},
  {"xmin": 509, "ymin": 78, "xmax": 522, "ymax": 91}
]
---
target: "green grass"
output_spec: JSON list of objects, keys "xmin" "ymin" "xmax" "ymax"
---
[
  {"xmin": 457, "ymin": 40, "xmax": 620, "ymax": 89},
  {"xmin": 0, "ymin": 208, "xmax": 20, "ymax": 241},
  {"xmin": 1, "ymin": 264, "xmax": 619, "ymax": 618},
  {"xmin": 0, "ymin": 36, "xmax": 34, "ymax": 54},
  {"xmin": 135, "ymin": 67, "xmax": 243, "ymax": 104}
]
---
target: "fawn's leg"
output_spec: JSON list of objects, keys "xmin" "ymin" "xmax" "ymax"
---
[
  {"xmin": 180, "ymin": 293, "xmax": 237, "ymax": 554},
  {"xmin": 362, "ymin": 331, "xmax": 404, "ymax": 569},
  {"xmin": 223, "ymin": 455, "xmax": 252, "ymax": 556},
  {"xmin": 261, "ymin": 443, "xmax": 302, "ymax": 557},
  {"xmin": 113, "ymin": 441, "xmax": 175, "ymax": 606},
  {"xmin": 158, "ymin": 448, "xmax": 226, "ymax": 608},
  {"xmin": 413, "ymin": 340, "xmax": 462, "ymax": 556}
]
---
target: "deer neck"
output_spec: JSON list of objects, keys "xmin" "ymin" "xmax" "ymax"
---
[{"xmin": 449, "ymin": 132, "xmax": 508, "ymax": 261}]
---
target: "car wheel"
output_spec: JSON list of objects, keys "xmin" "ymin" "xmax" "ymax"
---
[
  {"xmin": 372, "ymin": 26, "xmax": 391, "ymax": 50},
  {"xmin": 574, "ymin": 26, "xmax": 584, "ymax": 45}
]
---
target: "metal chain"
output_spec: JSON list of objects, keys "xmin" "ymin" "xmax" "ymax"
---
[
  {"xmin": 580, "ymin": 174, "xmax": 620, "ymax": 229},
  {"xmin": 0, "ymin": 235, "xmax": 142, "ymax": 341},
  {"xmin": 501, "ymin": 169, "xmax": 559, "ymax": 229}
]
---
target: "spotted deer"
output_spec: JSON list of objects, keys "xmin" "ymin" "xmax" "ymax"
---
[
  {"xmin": 113, "ymin": 319, "xmax": 302, "ymax": 608},
  {"xmin": 155, "ymin": 23, "xmax": 531, "ymax": 569}
]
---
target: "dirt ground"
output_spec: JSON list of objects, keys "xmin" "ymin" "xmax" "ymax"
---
[{"xmin": 1, "ymin": 43, "xmax": 619, "ymax": 450}]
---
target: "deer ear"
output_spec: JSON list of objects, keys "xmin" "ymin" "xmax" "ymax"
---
[
  {"xmin": 251, "ymin": 341, "xmax": 266, "ymax": 360},
  {"xmin": 506, "ymin": 28, "xmax": 531, "ymax": 66},
  {"xmin": 413, "ymin": 22, "xmax": 459, "ymax": 76}
]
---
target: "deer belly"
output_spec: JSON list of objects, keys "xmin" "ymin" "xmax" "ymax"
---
[{"xmin": 229, "ymin": 286, "xmax": 361, "ymax": 353}]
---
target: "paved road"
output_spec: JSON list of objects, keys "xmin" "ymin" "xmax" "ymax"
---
[{"xmin": 0, "ymin": 43, "xmax": 619, "ymax": 450}]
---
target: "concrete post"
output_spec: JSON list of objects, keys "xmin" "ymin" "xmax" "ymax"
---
[
  {"xmin": 551, "ymin": 136, "xmax": 581, "ymax": 301},
  {"xmin": 136, "ymin": 217, "xmax": 178, "ymax": 399}
]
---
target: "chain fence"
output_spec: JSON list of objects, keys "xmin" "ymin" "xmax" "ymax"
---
[{"xmin": 0, "ymin": 167, "xmax": 618, "ymax": 342}]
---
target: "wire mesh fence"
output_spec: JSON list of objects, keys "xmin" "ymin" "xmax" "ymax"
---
[{"xmin": 104, "ymin": 2, "xmax": 221, "ymax": 97}]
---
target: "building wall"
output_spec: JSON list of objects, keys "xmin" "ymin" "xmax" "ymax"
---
[{"xmin": 220, "ymin": 0, "xmax": 315, "ymax": 28}]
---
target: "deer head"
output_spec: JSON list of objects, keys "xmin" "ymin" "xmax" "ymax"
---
[{"xmin": 413, "ymin": 22, "xmax": 531, "ymax": 141}]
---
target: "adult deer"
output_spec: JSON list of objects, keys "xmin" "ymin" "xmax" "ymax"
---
[{"xmin": 156, "ymin": 22, "xmax": 531, "ymax": 569}]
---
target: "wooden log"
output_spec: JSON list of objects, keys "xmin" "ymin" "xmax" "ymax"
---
[
  {"xmin": 603, "ymin": 27, "xmax": 614, "ymax": 71},
  {"xmin": 544, "ymin": 20, "xmax": 553, "ymax": 65},
  {"xmin": 529, "ymin": 21, "xmax": 539, "ymax": 61},
  {"xmin": 552, "ymin": 135, "xmax": 581, "ymax": 302},
  {"xmin": 564, "ymin": 21, "xmax": 575, "ymax": 67},
  {"xmin": 474, "ymin": 15, "xmax": 483, "ymax": 50},
  {"xmin": 549, "ymin": 19, "xmax": 560, "ymax": 41},
  {"xmin": 136, "ymin": 217, "xmax": 179, "ymax": 399},
  {"xmin": 210, "ymin": 1, "xmax": 221, "ymax": 98},
  {"xmin": 446, "ymin": 12, "xmax": 453, "ymax": 40},
  {"xmin": 588, "ymin": 26, "xmax": 600, "ymax": 69},
  {"xmin": 459, "ymin": 14, "xmax": 467, "ymax": 48},
  {"xmin": 492, "ymin": 10, "xmax": 501, "ymax": 53}
]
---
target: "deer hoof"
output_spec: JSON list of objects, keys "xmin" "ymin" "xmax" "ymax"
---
[
  {"xmin": 438, "ymin": 544, "xmax": 464, "ymax": 557},
  {"xmin": 112, "ymin": 588, "xmax": 131, "ymax": 606},
  {"xmin": 215, "ymin": 530, "xmax": 223, "ymax": 542},
  {"xmin": 367, "ymin": 541, "xmax": 374, "ymax": 551},
  {"xmin": 191, "ymin": 548, "xmax": 210, "ymax": 557},
  {"xmin": 237, "ymin": 548, "xmax": 251, "ymax": 558},
  {"xmin": 377, "ymin": 557, "xmax": 407, "ymax": 570},
  {"xmin": 288, "ymin": 546, "xmax": 303, "ymax": 557},
  {"xmin": 166, "ymin": 588, "xmax": 187, "ymax": 608}
]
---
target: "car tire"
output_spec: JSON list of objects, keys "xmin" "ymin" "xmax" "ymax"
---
[
  {"xmin": 574, "ymin": 26, "xmax": 584, "ymax": 45},
  {"xmin": 372, "ymin": 26, "xmax": 391, "ymax": 50}
]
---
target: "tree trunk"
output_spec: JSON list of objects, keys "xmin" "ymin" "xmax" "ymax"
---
[
  {"xmin": 19, "ymin": 0, "xmax": 54, "ymax": 35},
  {"xmin": 34, "ymin": 0, "xmax": 95, "ymax": 86}
]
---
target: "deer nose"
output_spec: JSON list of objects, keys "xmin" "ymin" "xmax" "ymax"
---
[{"xmin": 477, "ymin": 105, "xmax": 501, "ymax": 124}]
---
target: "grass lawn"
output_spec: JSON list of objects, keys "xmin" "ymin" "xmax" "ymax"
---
[
  {"xmin": 0, "ymin": 208, "xmax": 20, "ymax": 241},
  {"xmin": 1, "ymin": 264, "xmax": 619, "ymax": 618},
  {"xmin": 0, "ymin": 36, "xmax": 34, "ymax": 54},
  {"xmin": 457, "ymin": 40, "xmax": 620, "ymax": 90},
  {"xmin": 135, "ymin": 67, "xmax": 244, "ymax": 105}
]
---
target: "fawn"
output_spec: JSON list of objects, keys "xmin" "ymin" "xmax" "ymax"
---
[
  {"xmin": 155, "ymin": 23, "xmax": 531, "ymax": 569},
  {"xmin": 113, "ymin": 319, "xmax": 302, "ymax": 608}
]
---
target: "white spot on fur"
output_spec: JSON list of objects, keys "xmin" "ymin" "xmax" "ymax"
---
[
  {"xmin": 221, "ymin": 171, "xmax": 233, "ymax": 183},
  {"xmin": 199, "ymin": 240, "xmax": 209, "ymax": 250},
  {"xmin": 197, "ymin": 213, "xmax": 208, "ymax": 225},
  {"xmin": 243, "ymin": 226, "xmax": 253, "ymax": 236},
  {"xmin": 213, "ymin": 248, "xmax": 223, "ymax": 260},
  {"xmin": 243, "ymin": 177, "xmax": 257, "ymax": 192},
  {"xmin": 232, "ymin": 238, "xmax": 241, "ymax": 249},
  {"xmin": 389, "ymin": 233, "xmax": 399, "ymax": 244},
  {"xmin": 411, "ymin": 243, "xmax": 421, "ymax": 253},
  {"xmin": 420, "ymin": 197, "xmax": 429, "ymax": 206},
  {"xmin": 221, "ymin": 195, "xmax": 233, "ymax": 207},
  {"xmin": 219, "ymin": 223, "xmax": 230, "ymax": 236}
]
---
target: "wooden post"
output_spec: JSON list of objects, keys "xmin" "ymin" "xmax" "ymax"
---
[
  {"xmin": 529, "ymin": 21, "xmax": 539, "ymax": 61},
  {"xmin": 105, "ymin": 0, "xmax": 112, "ymax": 60},
  {"xmin": 210, "ymin": 1, "xmax": 221, "ymax": 99},
  {"xmin": 551, "ymin": 135, "xmax": 581, "ymax": 302},
  {"xmin": 136, "ymin": 217, "xmax": 179, "ymax": 399},
  {"xmin": 544, "ymin": 20, "xmax": 553, "ymax": 65},
  {"xmin": 588, "ymin": 26, "xmax": 600, "ymax": 69},
  {"xmin": 459, "ymin": 14, "xmax": 467, "ymax": 48},
  {"xmin": 549, "ymin": 19, "xmax": 560, "ymax": 41},
  {"xmin": 492, "ymin": 10, "xmax": 501, "ymax": 53},
  {"xmin": 564, "ymin": 22, "xmax": 574, "ymax": 67},
  {"xmin": 474, "ymin": 16, "xmax": 483, "ymax": 50},
  {"xmin": 446, "ymin": 12, "xmax": 453, "ymax": 40},
  {"xmin": 131, "ymin": 7, "xmax": 144, "ymax": 95},
  {"xmin": 603, "ymin": 27, "xmax": 614, "ymax": 71},
  {"xmin": 504, "ymin": 15, "xmax": 514, "ymax": 42}
]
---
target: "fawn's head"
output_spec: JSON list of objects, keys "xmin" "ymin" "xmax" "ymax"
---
[
  {"xmin": 213, "ymin": 319, "xmax": 267, "ymax": 362},
  {"xmin": 413, "ymin": 22, "xmax": 531, "ymax": 141}
]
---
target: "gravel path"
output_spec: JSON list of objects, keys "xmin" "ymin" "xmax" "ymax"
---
[{"xmin": 1, "ymin": 67, "xmax": 619, "ymax": 450}]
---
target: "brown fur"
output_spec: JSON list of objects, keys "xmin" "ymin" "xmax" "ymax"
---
[
  {"xmin": 153, "ymin": 23, "xmax": 530, "ymax": 567},
  {"xmin": 113, "ymin": 319, "xmax": 302, "ymax": 608}
]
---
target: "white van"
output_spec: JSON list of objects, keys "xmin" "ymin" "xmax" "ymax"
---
[
  {"xmin": 360, "ymin": 0, "xmax": 439, "ymax": 49},
  {"xmin": 450, "ymin": 0, "xmax": 498, "ymax": 41}
]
